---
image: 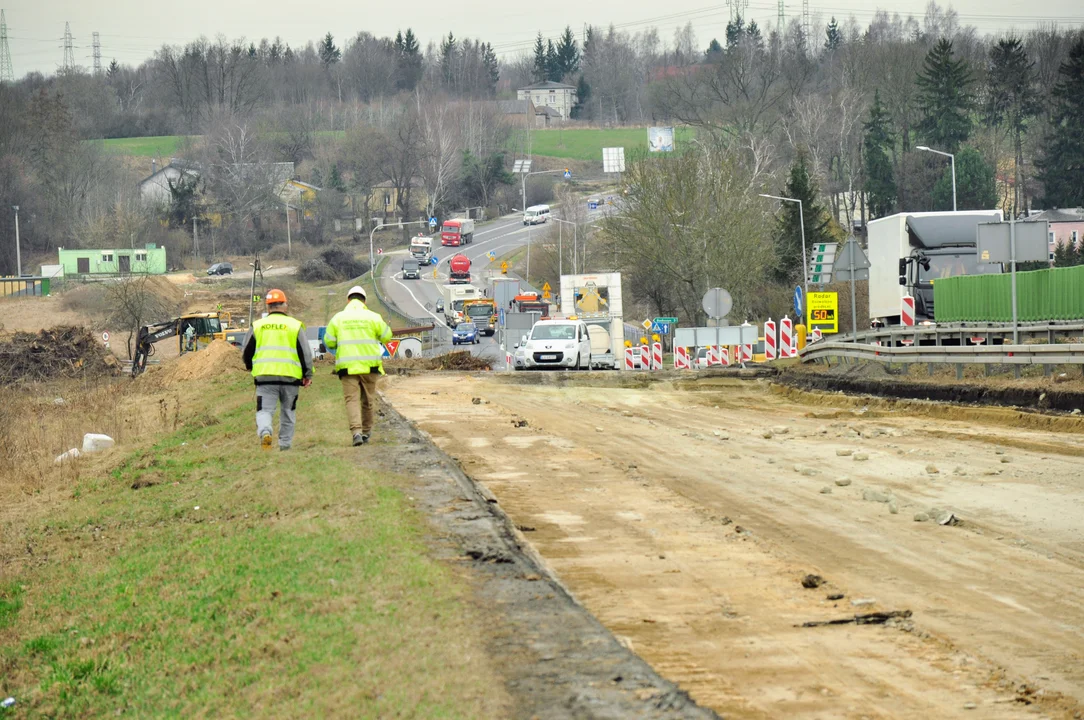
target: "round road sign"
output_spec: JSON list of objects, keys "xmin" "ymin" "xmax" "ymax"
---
[
  {"xmin": 701, "ymin": 287, "xmax": 733, "ymax": 319},
  {"xmin": 102, "ymin": 331, "xmax": 110, "ymax": 342}
]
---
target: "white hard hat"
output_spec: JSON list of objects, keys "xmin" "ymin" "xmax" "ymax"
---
[{"xmin": 347, "ymin": 285, "xmax": 367, "ymax": 300}]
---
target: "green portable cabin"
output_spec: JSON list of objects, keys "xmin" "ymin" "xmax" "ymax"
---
[{"xmin": 58, "ymin": 245, "xmax": 168, "ymax": 277}]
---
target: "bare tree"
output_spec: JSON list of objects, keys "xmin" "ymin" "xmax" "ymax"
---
[
  {"xmin": 416, "ymin": 93, "xmax": 462, "ymax": 217},
  {"xmin": 105, "ymin": 275, "xmax": 183, "ymax": 359}
]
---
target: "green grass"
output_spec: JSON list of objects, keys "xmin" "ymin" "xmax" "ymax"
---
[
  {"xmin": 520, "ymin": 126, "xmax": 696, "ymax": 162},
  {"xmin": 100, "ymin": 135, "xmax": 189, "ymax": 158},
  {"xmin": 0, "ymin": 371, "xmax": 504, "ymax": 718}
]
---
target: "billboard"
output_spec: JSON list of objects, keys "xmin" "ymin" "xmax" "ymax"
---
[
  {"xmin": 602, "ymin": 147, "xmax": 626, "ymax": 173},
  {"xmin": 648, "ymin": 126, "xmax": 675, "ymax": 152}
]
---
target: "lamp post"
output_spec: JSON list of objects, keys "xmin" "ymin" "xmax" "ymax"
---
[
  {"xmin": 759, "ymin": 194, "xmax": 809, "ymax": 302},
  {"xmin": 13, "ymin": 205, "xmax": 21, "ymax": 277},
  {"xmin": 916, "ymin": 146, "xmax": 956, "ymax": 212},
  {"xmin": 551, "ymin": 217, "xmax": 578, "ymax": 277},
  {"xmin": 369, "ymin": 219, "xmax": 427, "ymax": 282}
]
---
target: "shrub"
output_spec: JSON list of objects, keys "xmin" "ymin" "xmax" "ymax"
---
[
  {"xmin": 297, "ymin": 259, "xmax": 339, "ymax": 283},
  {"xmin": 319, "ymin": 247, "xmax": 369, "ymax": 280}
]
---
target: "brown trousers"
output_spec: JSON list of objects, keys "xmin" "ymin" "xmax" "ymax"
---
[{"xmin": 340, "ymin": 372, "xmax": 380, "ymax": 434}]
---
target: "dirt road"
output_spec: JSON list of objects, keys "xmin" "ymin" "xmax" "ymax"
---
[{"xmin": 385, "ymin": 372, "xmax": 1084, "ymax": 719}]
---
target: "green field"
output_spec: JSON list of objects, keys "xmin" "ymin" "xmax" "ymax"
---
[
  {"xmin": 523, "ymin": 127, "xmax": 696, "ymax": 162},
  {"xmin": 101, "ymin": 135, "xmax": 189, "ymax": 158}
]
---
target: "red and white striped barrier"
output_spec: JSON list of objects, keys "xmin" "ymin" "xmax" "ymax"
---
[
  {"xmin": 674, "ymin": 346, "xmax": 690, "ymax": 369},
  {"xmin": 741, "ymin": 343, "xmax": 753, "ymax": 363},
  {"xmin": 901, "ymin": 295, "xmax": 916, "ymax": 327},
  {"xmin": 764, "ymin": 319, "xmax": 777, "ymax": 361},
  {"xmin": 506, "ymin": 351, "xmax": 513, "ymax": 370},
  {"xmin": 652, "ymin": 342, "xmax": 663, "ymax": 369},
  {"xmin": 625, "ymin": 346, "xmax": 637, "ymax": 371},
  {"xmin": 641, "ymin": 344, "xmax": 652, "ymax": 370},
  {"xmin": 720, "ymin": 346, "xmax": 731, "ymax": 367},
  {"xmin": 780, "ymin": 316, "xmax": 795, "ymax": 358},
  {"xmin": 810, "ymin": 328, "xmax": 823, "ymax": 343}
]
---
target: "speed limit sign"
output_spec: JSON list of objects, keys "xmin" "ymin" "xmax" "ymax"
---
[{"xmin": 102, "ymin": 332, "xmax": 110, "ymax": 342}]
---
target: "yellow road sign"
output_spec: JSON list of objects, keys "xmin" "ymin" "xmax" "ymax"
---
[
  {"xmin": 807, "ymin": 291, "xmax": 839, "ymax": 334},
  {"xmin": 542, "ymin": 282, "xmax": 551, "ymax": 292},
  {"xmin": 641, "ymin": 319, "xmax": 651, "ymax": 330},
  {"xmin": 500, "ymin": 261, "xmax": 508, "ymax": 274}
]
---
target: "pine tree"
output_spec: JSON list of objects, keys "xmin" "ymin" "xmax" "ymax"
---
[
  {"xmin": 106, "ymin": 59, "xmax": 120, "ymax": 81},
  {"xmin": 555, "ymin": 26, "xmax": 580, "ymax": 79},
  {"xmin": 439, "ymin": 32, "xmax": 457, "ymax": 88},
  {"xmin": 773, "ymin": 154, "xmax": 833, "ymax": 283},
  {"xmin": 545, "ymin": 40, "xmax": 560, "ymax": 82},
  {"xmin": 319, "ymin": 32, "xmax": 341, "ymax": 69},
  {"xmin": 482, "ymin": 43, "xmax": 499, "ymax": 95},
  {"xmin": 283, "ymin": 46, "xmax": 294, "ymax": 64},
  {"xmin": 1037, "ymin": 35, "xmax": 1084, "ymax": 208},
  {"xmin": 396, "ymin": 29, "xmax": 423, "ymax": 92},
  {"xmin": 705, "ymin": 38, "xmax": 724, "ymax": 61},
  {"xmin": 746, "ymin": 21, "xmax": 763, "ymax": 49},
  {"xmin": 1054, "ymin": 239, "xmax": 1071, "ymax": 267},
  {"xmin": 916, "ymin": 38, "xmax": 974, "ymax": 152},
  {"xmin": 824, "ymin": 17, "xmax": 843, "ymax": 51},
  {"xmin": 328, "ymin": 164, "xmax": 346, "ymax": 192},
  {"xmin": 863, "ymin": 90, "xmax": 897, "ymax": 218},
  {"xmin": 986, "ymin": 37, "xmax": 1040, "ymax": 216},
  {"xmin": 248, "ymin": 43, "xmax": 257, "ymax": 58},
  {"xmin": 932, "ymin": 147, "xmax": 996, "ymax": 210},
  {"xmin": 571, "ymin": 75, "xmax": 590, "ymax": 119},
  {"xmin": 532, "ymin": 33, "xmax": 548, "ymax": 82},
  {"xmin": 725, "ymin": 15, "xmax": 746, "ymax": 49}
]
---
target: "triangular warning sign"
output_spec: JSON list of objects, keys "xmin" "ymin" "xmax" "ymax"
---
[{"xmin": 385, "ymin": 340, "xmax": 400, "ymax": 357}]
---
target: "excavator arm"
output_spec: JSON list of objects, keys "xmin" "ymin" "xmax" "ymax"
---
[{"xmin": 131, "ymin": 319, "xmax": 180, "ymax": 377}]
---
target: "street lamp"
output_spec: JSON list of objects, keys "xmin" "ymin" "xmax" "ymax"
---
[
  {"xmin": 550, "ymin": 217, "xmax": 578, "ymax": 277},
  {"xmin": 12, "ymin": 205, "xmax": 21, "ymax": 277},
  {"xmin": 514, "ymin": 168, "xmax": 569, "ymax": 283},
  {"xmin": 916, "ymin": 146, "xmax": 956, "ymax": 212},
  {"xmin": 759, "ymin": 194, "xmax": 809, "ymax": 303},
  {"xmin": 369, "ymin": 219, "xmax": 428, "ymax": 282}
]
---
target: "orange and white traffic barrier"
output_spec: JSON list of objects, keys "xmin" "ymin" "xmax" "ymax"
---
[
  {"xmin": 901, "ymin": 295, "xmax": 916, "ymax": 326},
  {"xmin": 764, "ymin": 319, "xmax": 777, "ymax": 361},
  {"xmin": 780, "ymin": 315, "xmax": 795, "ymax": 358},
  {"xmin": 674, "ymin": 346, "xmax": 690, "ymax": 369},
  {"xmin": 652, "ymin": 342, "xmax": 663, "ymax": 369},
  {"xmin": 741, "ymin": 343, "xmax": 753, "ymax": 363},
  {"xmin": 810, "ymin": 328, "xmax": 823, "ymax": 343},
  {"xmin": 641, "ymin": 344, "xmax": 652, "ymax": 370},
  {"xmin": 506, "ymin": 351, "xmax": 513, "ymax": 370},
  {"xmin": 719, "ymin": 346, "xmax": 730, "ymax": 366},
  {"xmin": 625, "ymin": 347, "xmax": 637, "ymax": 371}
]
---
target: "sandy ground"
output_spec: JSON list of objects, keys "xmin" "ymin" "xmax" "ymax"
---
[{"xmin": 385, "ymin": 372, "xmax": 1084, "ymax": 719}]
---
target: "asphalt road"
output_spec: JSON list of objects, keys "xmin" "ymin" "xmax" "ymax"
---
[{"xmin": 377, "ymin": 214, "xmax": 544, "ymax": 367}]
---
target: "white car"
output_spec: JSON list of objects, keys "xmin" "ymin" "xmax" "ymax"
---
[{"xmin": 517, "ymin": 319, "xmax": 591, "ymax": 370}]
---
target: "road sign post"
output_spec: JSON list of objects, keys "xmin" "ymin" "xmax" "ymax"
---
[
  {"xmin": 793, "ymin": 286, "xmax": 804, "ymax": 318},
  {"xmin": 833, "ymin": 238, "xmax": 870, "ymax": 341},
  {"xmin": 806, "ymin": 292, "xmax": 838, "ymax": 334}
]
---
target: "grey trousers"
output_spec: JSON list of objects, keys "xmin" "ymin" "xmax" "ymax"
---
[{"xmin": 255, "ymin": 384, "xmax": 299, "ymax": 449}]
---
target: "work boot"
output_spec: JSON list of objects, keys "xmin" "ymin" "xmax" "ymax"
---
[
  {"xmin": 261, "ymin": 432, "xmax": 273, "ymax": 451},
  {"xmin": 352, "ymin": 433, "xmax": 364, "ymax": 447},
  {"xmin": 361, "ymin": 433, "xmax": 371, "ymax": 444}
]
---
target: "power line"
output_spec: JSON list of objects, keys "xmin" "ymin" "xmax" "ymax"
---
[{"xmin": 0, "ymin": 9, "xmax": 13, "ymax": 83}]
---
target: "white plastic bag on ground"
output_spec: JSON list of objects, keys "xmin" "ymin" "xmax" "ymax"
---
[{"xmin": 81, "ymin": 433, "xmax": 115, "ymax": 453}]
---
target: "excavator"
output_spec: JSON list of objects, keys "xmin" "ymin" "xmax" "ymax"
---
[{"xmin": 130, "ymin": 312, "xmax": 246, "ymax": 376}]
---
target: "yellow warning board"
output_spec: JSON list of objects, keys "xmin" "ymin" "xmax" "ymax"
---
[
  {"xmin": 807, "ymin": 291, "xmax": 839, "ymax": 334},
  {"xmin": 500, "ymin": 261, "xmax": 508, "ymax": 274},
  {"xmin": 542, "ymin": 281, "xmax": 552, "ymax": 299}
]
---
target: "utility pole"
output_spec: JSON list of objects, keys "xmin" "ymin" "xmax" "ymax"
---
[
  {"xmin": 192, "ymin": 217, "xmax": 200, "ymax": 257},
  {"xmin": 61, "ymin": 22, "xmax": 74, "ymax": 70},
  {"xmin": 777, "ymin": 0, "xmax": 785, "ymax": 32},
  {"xmin": 91, "ymin": 31, "xmax": 100, "ymax": 74},
  {"xmin": 0, "ymin": 10, "xmax": 14, "ymax": 84},
  {"xmin": 285, "ymin": 201, "xmax": 292, "ymax": 258},
  {"xmin": 802, "ymin": 0, "xmax": 811, "ymax": 45},
  {"xmin": 13, "ymin": 204, "xmax": 21, "ymax": 277}
]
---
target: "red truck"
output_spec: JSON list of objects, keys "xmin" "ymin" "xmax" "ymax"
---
[
  {"xmin": 449, "ymin": 254, "xmax": 471, "ymax": 284},
  {"xmin": 441, "ymin": 218, "xmax": 475, "ymax": 247}
]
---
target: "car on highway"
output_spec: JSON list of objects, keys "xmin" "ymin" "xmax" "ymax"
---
[
  {"xmin": 402, "ymin": 259, "xmax": 420, "ymax": 279},
  {"xmin": 517, "ymin": 318, "xmax": 591, "ymax": 370},
  {"xmin": 206, "ymin": 262, "xmax": 233, "ymax": 276},
  {"xmin": 435, "ymin": 298, "xmax": 445, "ymax": 314},
  {"xmin": 452, "ymin": 322, "xmax": 480, "ymax": 345}
]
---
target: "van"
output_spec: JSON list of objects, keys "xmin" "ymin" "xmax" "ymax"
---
[
  {"xmin": 523, "ymin": 205, "xmax": 551, "ymax": 226},
  {"xmin": 517, "ymin": 318, "xmax": 591, "ymax": 370},
  {"xmin": 402, "ymin": 259, "xmax": 420, "ymax": 280}
]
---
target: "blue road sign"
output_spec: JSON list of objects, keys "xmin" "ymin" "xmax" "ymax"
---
[
  {"xmin": 429, "ymin": 216, "xmax": 438, "ymax": 228},
  {"xmin": 563, "ymin": 169, "xmax": 571, "ymax": 179},
  {"xmin": 381, "ymin": 344, "xmax": 391, "ymax": 358},
  {"xmin": 794, "ymin": 285, "xmax": 804, "ymax": 317},
  {"xmin": 499, "ymin": 308, "xmax": 506, "ymax": 326},
  {"xmin": 588, "ymin": 199, "xmax": 599, "ymax": 210},
  {"xmin": 650, "ymin": 321, "xmax": 664, "ymax": 333}
]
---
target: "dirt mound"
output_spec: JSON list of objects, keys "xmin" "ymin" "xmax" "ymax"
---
[
  {"xmin": 428, "ymin": 351, "xmax": 492, "ymax": 371},
  {"xmin": 141, "ymin": 340, "xmax": 246, "ymax": 387},
  {"xmin": 0, "ymin": 326, "xmax": 118, "ymax": 386}
]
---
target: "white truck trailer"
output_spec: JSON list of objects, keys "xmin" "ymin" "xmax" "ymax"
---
[
  {"xmin": 441, "ymin": 284, "xmax": 482, "ymax": 327},
  {"xmin": 559, "ymin": 272, "xmax": 624, "ymax": 369}
]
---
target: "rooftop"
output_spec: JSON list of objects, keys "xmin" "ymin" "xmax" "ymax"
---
[{"xmin": 519, "ymin": 80, "xmax": 577, "ymax": 91}]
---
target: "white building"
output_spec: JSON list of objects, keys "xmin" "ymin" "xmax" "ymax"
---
[
  {"xmin": 138, "ymin": 160, "xmax": 200, "ymax": 206},
  {"xmin": 516, "ymin": 81, "xmax": 577, "ymax": 121}
]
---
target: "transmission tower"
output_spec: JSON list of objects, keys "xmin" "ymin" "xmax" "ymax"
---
[
  {"xmin": 726, "ymin": 0, "xmax": 749, "ymax": 24},
  {"xmin": 777, "ymin": 0, "xmax": 785, "ymax": 32},
  {"xmin": 0, "ymin": 9, "xmax": 14, "ymax": 83},
  {"xmin": 801, "ymin": 0, "xmax": 811, "ymax": 43},
  {"xmin": 62, "ymin": 21, "xmax": 74, "ymax": 70},
  {"xmin": 92, "ymin": 31, "xmax": 100, "ymax": 73}
]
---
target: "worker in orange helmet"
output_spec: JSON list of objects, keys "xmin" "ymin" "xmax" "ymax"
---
[{"xmin": 242, "ymin": 289, "xmax": 313, "ymax": 450}]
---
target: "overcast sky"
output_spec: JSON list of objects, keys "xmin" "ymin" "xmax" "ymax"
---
[{"xmin": 6, "ymin": 0, "xmax": 1083, "ymax": 75}]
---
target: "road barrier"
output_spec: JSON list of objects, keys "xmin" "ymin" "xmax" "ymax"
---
[
  {"xmin": 810, "ymin": 328, "xmax": 823, "ymax": 343},
  {"xmin": 901, "ymin": 295, "xmax": 916, "ymax": 327},
  {"xmin": 674, "ymin": 346, "xmax": 690, "ymax": 369},
  {"xmin": 652, "ymin": 342, "xmax": 663, "ymax": 369},
  {"xmin": 764, "ymin": 319, "xmax": 777, "ymax": 361},
  {"xmin": 741, "ymin": 343, "xmax": 753, "ymax": 363},
  {"xmin": 781, "ymin": 316, "xmax": 795, "ymax": 358},
  {"xmin": 802, "ymin": 340, "xmax": 1084, "ymax": 368},
  {"xmin": 625, "ymin": 346, "xmax": 637, "ymax": 371}
]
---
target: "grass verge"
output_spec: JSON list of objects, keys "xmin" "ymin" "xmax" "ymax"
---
[
  {"xmin": 100, "ymin": 136, "xmax": 189, "ymax": 158},
  {"xmin": 0, "ymin": 370, "xmax": 505, "ymax": 718},
  {"xmin": 522, "ymin": 126, "xmax": 696, "ymax": 162}
]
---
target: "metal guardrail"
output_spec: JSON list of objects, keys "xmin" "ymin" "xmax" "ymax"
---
[
  {"xmin": 801, "ymin": 340, "xmax": 1084, "ymax": 367},
  {"xmin": 840, "ymin": 321, "xmax": 1084, "ymax": 347}
]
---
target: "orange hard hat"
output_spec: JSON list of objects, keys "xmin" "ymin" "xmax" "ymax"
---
[{"xmin": 265, "ymin": 288, "xmax": 287, "ymax": 305}]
